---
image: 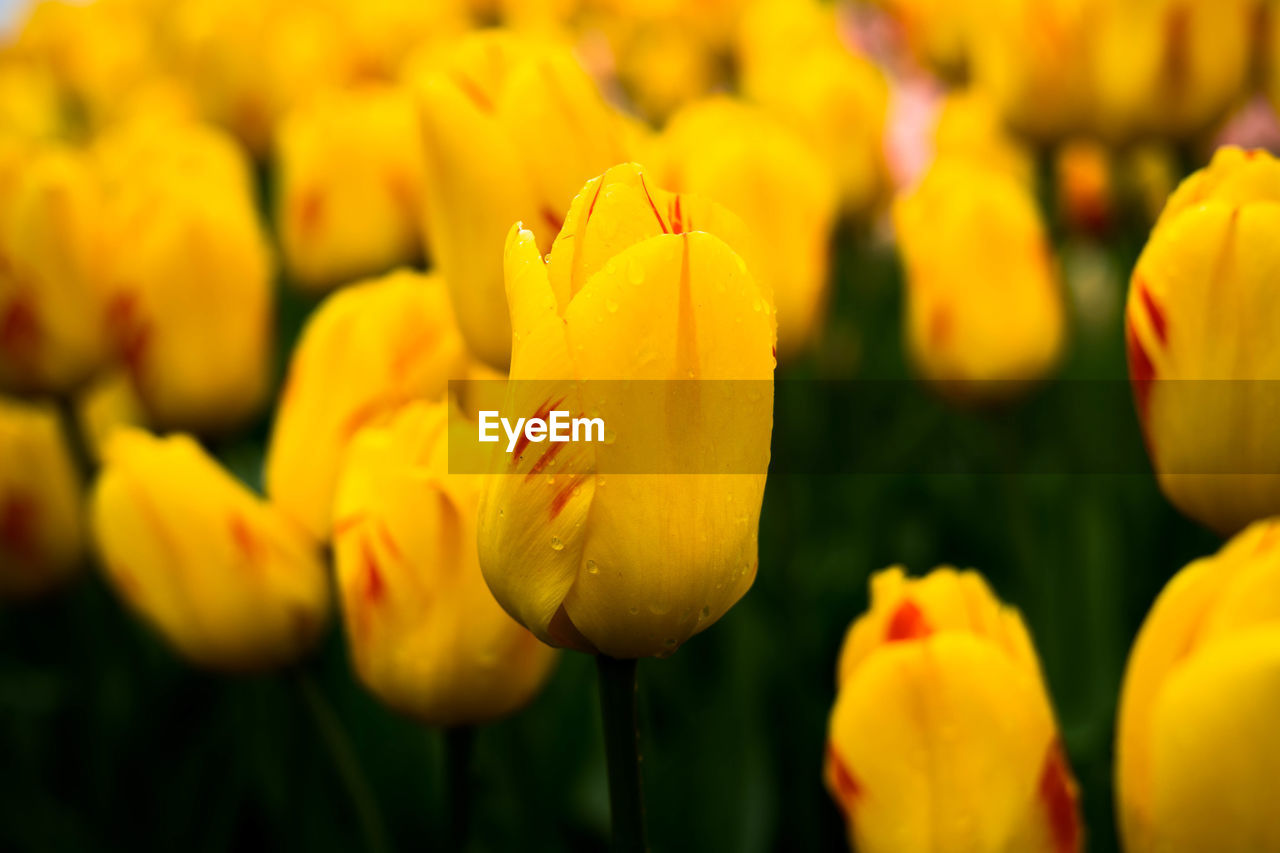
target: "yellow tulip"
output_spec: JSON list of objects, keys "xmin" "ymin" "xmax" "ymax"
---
[
  {"xmin": 894, "ymin": 158, "xmax": 1065, "ymax": 398},
  {"xmin": 275, "ymin": 85, "xmax": 428, "ymax": 293},
  {"xmin": 1056, "ymin": 140, "xmax": 1112, "ymax": 235},
  {"xmin": 826, "ymin": 567, "xmax": 1082, "ymax": 853},
  {"xmin": 969, "ymin": 0, "xmax": 1094, "ymax": 142},
  {"xmin": 76, "ymin": 370, "xmax": 148, "ymax": 464},
  {"xmin": 933, "ymin": 90, "xmax": 1033, "ymax": 187},
  {"xmin": 410, "ymin": 29, "xmax": 632, "ymax": 369},
  {"xmin": 0, "ymin": 396, "xmax": 83, "ymax": 599},
  {"xmin": 1092, "ymin": 0, "xmax": 1253, "ymax": 141},
  {"xmin": 655, "ymin": 97, "xmax": 837, "ymax": 360},
  {"xmin": 477, "ymin": 163, "xmax": 775, "ymax": 660},
  {"xmin": 91, "ymin": 427, "xmax": 330, "ymax": 671},
  {"xmin": 0, "ymin": 143, "xmax": 108, "ymax": 394},
  {"xmin": 609, "ymin": 21, "xmax": 724, "ymax": 123},
  {"xmin": 737, "ymin": 0, "xmax": 889, "ymax": 215},
  {"xmin": 168, "ymin": 0, "xmax": 360, "ymax": 155},
  {"xmin": 334, "ymin": 401, "xmax": 557, "ymax": 725},
  {"xmin": 0, "ymin": 60, "xmax": 65, "ymax": 141},
  {"xmin": 266, "ymin": 269, "xmax": 467, "ymax": 542},
  {"xmin": 1116, "ymin": 517, "xmax": 1280, "ymax": 852},
  {"xmin": 876, "ymin": 0, "xmax": 973, "ymax": 79},
  {"xmin": 1125, "ymin": 146, "xmax": 1280, "ymax": 535},
  {"xmin": 343, "ymin": 0, "xmax": 469, "ymax": 80},
  {"xmin": 94, "ymin": 119, "xmax": 273, "ymax": 433}
]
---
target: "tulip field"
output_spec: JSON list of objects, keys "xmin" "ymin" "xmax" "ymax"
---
[{"xmin": 2, "ymin": 1, "xmax": 1279, "ymax": 853}]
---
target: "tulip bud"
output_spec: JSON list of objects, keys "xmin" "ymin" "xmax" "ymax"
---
[
  {"xmin": 1116, "ymin": 517, "xmax": 1280, "ymax": 852},
  {"xmin": 0, "ymin": 144, "xmax": 108, "ymax": 394},
  {"xmin": 894, "ymin": 158, "xmax": 1065, "ymax": 399},
  {"xmin": 654, "ymin": 97, "xmax": 837, "ymax": 360},
  {"xmin": 969, "ymin": 0, "xmax": 1093, "ymax": 142},
  {"xmin": 1125, "ymin": 146, "xmax": 1280, "ymax": 535},
  {"xmin": 91, "ymin": 428, "xmax": 330, "ymax": 671},
  {"xmin": 77, "ymin": 369, "xmax": 148, "ymax": 464},
  {"xmin": 411, "ymin": 30, "xmax": 632, "ymax": 369},
  {"xmin": 1092, "ymin": 0, "xmax": 1254, "ymax": 141},
  {"xmin": 94, "ymin": 120, "xmax": 273, "ymax": 434},
  {"xmin": 334, "ymin": 401, "xmax": 556, "ymax": 725},
  {"xmin": 266, "ymin": 269, "xmax": 467, "ymax": 541},
  {"xmin": 932, "ymin": 90, "xmax": 1033, "ymax": 187},
  {"xmin": 477, "ymin": 163, "xmax": 776, "ymax": 660},
  {"xmin": 736, "ymin": 2, "xmax": 889, "ymax": 216},
  {"xmin": 0, "ymin": 396, "xmax": 84, "ymax": 599},
  {"xmin": 275, "ymin": 85, "xmax": 428, "ymax": 293},
  {"xmin": 826, "ymin": 567, "xmax": 1082, "ymax": 853}
]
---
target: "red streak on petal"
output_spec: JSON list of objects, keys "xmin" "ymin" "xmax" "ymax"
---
[
  {"xmin": 0, "ymin": 295, "xmax": 39, "ymax": 366},
  {"xmin": 1136, "ymin": 277, "xmax": 1168, "ymax": 346},
  {"xmin": 298, "ymin": 190, "xmax": 325, "ymax": 235},
  {"xmin": 1039, "ymin": 740, "xmax": 1082, "ymax": 853},
  {"xmin": 228, "ymin": 513, "xmax": 265, "ymax": 567},
  {"xmin": 1163, "ymin": 5, "xmax": 1190, "ymax": 93},
  {"xmin": 361, "ymin": 539, "xmax": 385, "ymax": 605},
  {"xmin": 105, "ymin": 292, "xmax": 151, "ymax": 386},
  {"xmin": 638, "ymin": 173, "xmax": 669, "ymax": 234},
  {"xmin": 549, "ymin": 475, "xmax": 582, "ymax": 520},
  {"xmin": 884, "ymin": 598, "xmax": 932, "ymax": 642},
  {"xmin": 375, "ymin": 520, "xmax": 405, "ymax": 566},
  {"xmin": 540, "ymin": 205, "xmax": 565, "ymax": 236},
  {"xmin": 929, "ymin": 304, "xmax": 953, "ymax": 348},
  {"xmin": 340, "ymin": 399, "xmax": 391, "ymax": 442},
  {"xmin": 450, "ymin": 71, "xmax": 494, "ymax": 112},
  {"xmin": 511, "ymin": 396, "xmax": 565, "ymax": 461},
  {"xmin": 825, "ymin": 744, "xmax": 862, "ymax": 817},
  {"xmin": 586, "ymin": 179, "xmax": 604, "ymax": 220},
  {"xmin": 332, "ymin": 513, "xmax": 366, "ymax": 539},
  {"xmin": 669, "ymin": 194, "xmax": 687, "ymax": 234},
  {"xmin": 1126, "ymin": 314, "xmax": 1156, "ymax": 429},
  {"xmin": 0, "ymin": 494, "xmax": 37, "ymax": 565},
  {"xmin": 526, "ymin": 440, "xmax": 566, "ymax": 480}
]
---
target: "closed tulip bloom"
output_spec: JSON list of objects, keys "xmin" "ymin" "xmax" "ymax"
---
[
  {"xmin": 969, "ymin": 0, "xmax": 1094, "ymax": 142},
  {"xmin": 1093, "ymin": 0, "xmax": 1253, "ymax": 141},
  {"xmin": 412, "ymin": 30, "xmax": 632, "ymax": 369},
  {"xmin": 826, "ymin": 567, "xmax": 1082, "ymax": 853},
  {"xmin": 737, "ymin": 0, "xmax": 889, "ymax": 215},
  {"xmin": 0, "ymin": 397, "xmax": 84, "ymax": 599},
  {"xmin": 656, "ymin": 97, "xmax": 837, "ymax": 360},
  {"xmin": 334, "ymin": 401, "xmax": 556, "ymax": 725},
  {"xmin": 0, "ymin": 144, "xmax": 108, "ymax": 394},
  {"xmin": 478, "ymin": 163, "xmax": 775, "ymax": 660},
  {"xmin": 91, "ymin": 428, "xmax": 330, "ymax": 671},
  {"xmin": 895, "ymin": 158, "xmax": 1064, "ymax": 398},
  {"xmin": 266, "ymin": 269, "xmax": 467, "ymax": 541},
  {"xmin": 1117, "ymin": 517, "xmax": 1280, "ymax": 852},
  {"xmin": 95, "ymin": 120, "xmax": 273, "ymax": 433},
  {"xmin": 77, "ymin": 370, "xmax": 148, "ymax": 464},
  {"xmin": 1125, "ymin": 146, "xmax": 1280, "ymax": 535},
  {"xmin": 275, "ymin": 85, "xmax": 428, "ymax": 293},
  {"xmin": 933, "ymin": 90, "xmax": 1033, "ymax": 187}
]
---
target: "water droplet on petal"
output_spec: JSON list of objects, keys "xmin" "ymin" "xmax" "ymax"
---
[
  {"xmin": 550, "ymin": 536, "xmax": 565, "ymax": 551},
  {"xmin": 586, "ymin": 560, "xmax": 599, "ymax": 575},
  {"xmin": 628, "ymin": 260, "xmax": 645, "ymax": 285},
  {"xmin": 606, "ymin": 298, "xmax": 619, "ymax": 313}
]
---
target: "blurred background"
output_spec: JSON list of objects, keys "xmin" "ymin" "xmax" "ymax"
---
[{"xmin": 0, "ymin": 0, "xmax": 1267, "ymax": 850}]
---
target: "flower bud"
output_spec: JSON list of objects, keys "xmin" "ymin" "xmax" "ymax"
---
[
  {"xmin": 1125, "ymin": 146, "xmax": 1280, "ymax": 535},
  {"xmin": 91, "ymin": 428, "xmax": 330, "ymax": 671},
  {"xmin": 94, "ymin": 119, "xmax": 273, "ymax": 433},
  {"xmin": 0, "ymin": 396, "xmax": 83, "ymax": 599},
  {"xmin": 334, "ymin": 401, "xmax": 556, "ymax": 725},
  {"xmin": 826, "ymin": 567, "xmax": 1082, "ymax": 853},
  {"xmin": 894, "ymin": 158, "xmax": 1064, "ymax": 399},
  {"xmin": 477, "ymin": 163, "xmax": 775, "ymax": 659},
  {"xmin": 275, "ymin": 85, "xmax": 428, "ymax": 293},
  {"xmin": 266, "ymin": 269, "xmax": 467, "ymax": 541},
  {"xmin": 655, "ymin": 97, "xmax": 836, "ymax": 360},
  {"xmin": 0, "ymin": 144, "xmax": 108, "ymax": 394},
  {"xmin": 968, "ymin": 0, "xmax": 1094, "ymax": 142},
  {"xmin": 1116, "ymin": 517, "xmax": 1280, "ymax": 852},
  {"xmin": 411, "ymin": 30, "xmax": 632, "ymax": 368},
  {"xmin": 737, "ymin": 0, "xmax": 889, "ymax": 215},
  {"xmin": 1092, "ymin": 0, "xmax": 1254, "ymax": 141}
]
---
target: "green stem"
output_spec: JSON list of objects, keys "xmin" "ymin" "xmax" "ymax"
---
[
  {"xmin": 445, "ymin": 726, "xmax": 475, "ymax": 852},
  {"xmin": 596, "ymin": 655, "xmax": 647, "ymax": 853},
  {"xmin": 295, "ymin": 672, "xmax": 391, "ymax": 853}
]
